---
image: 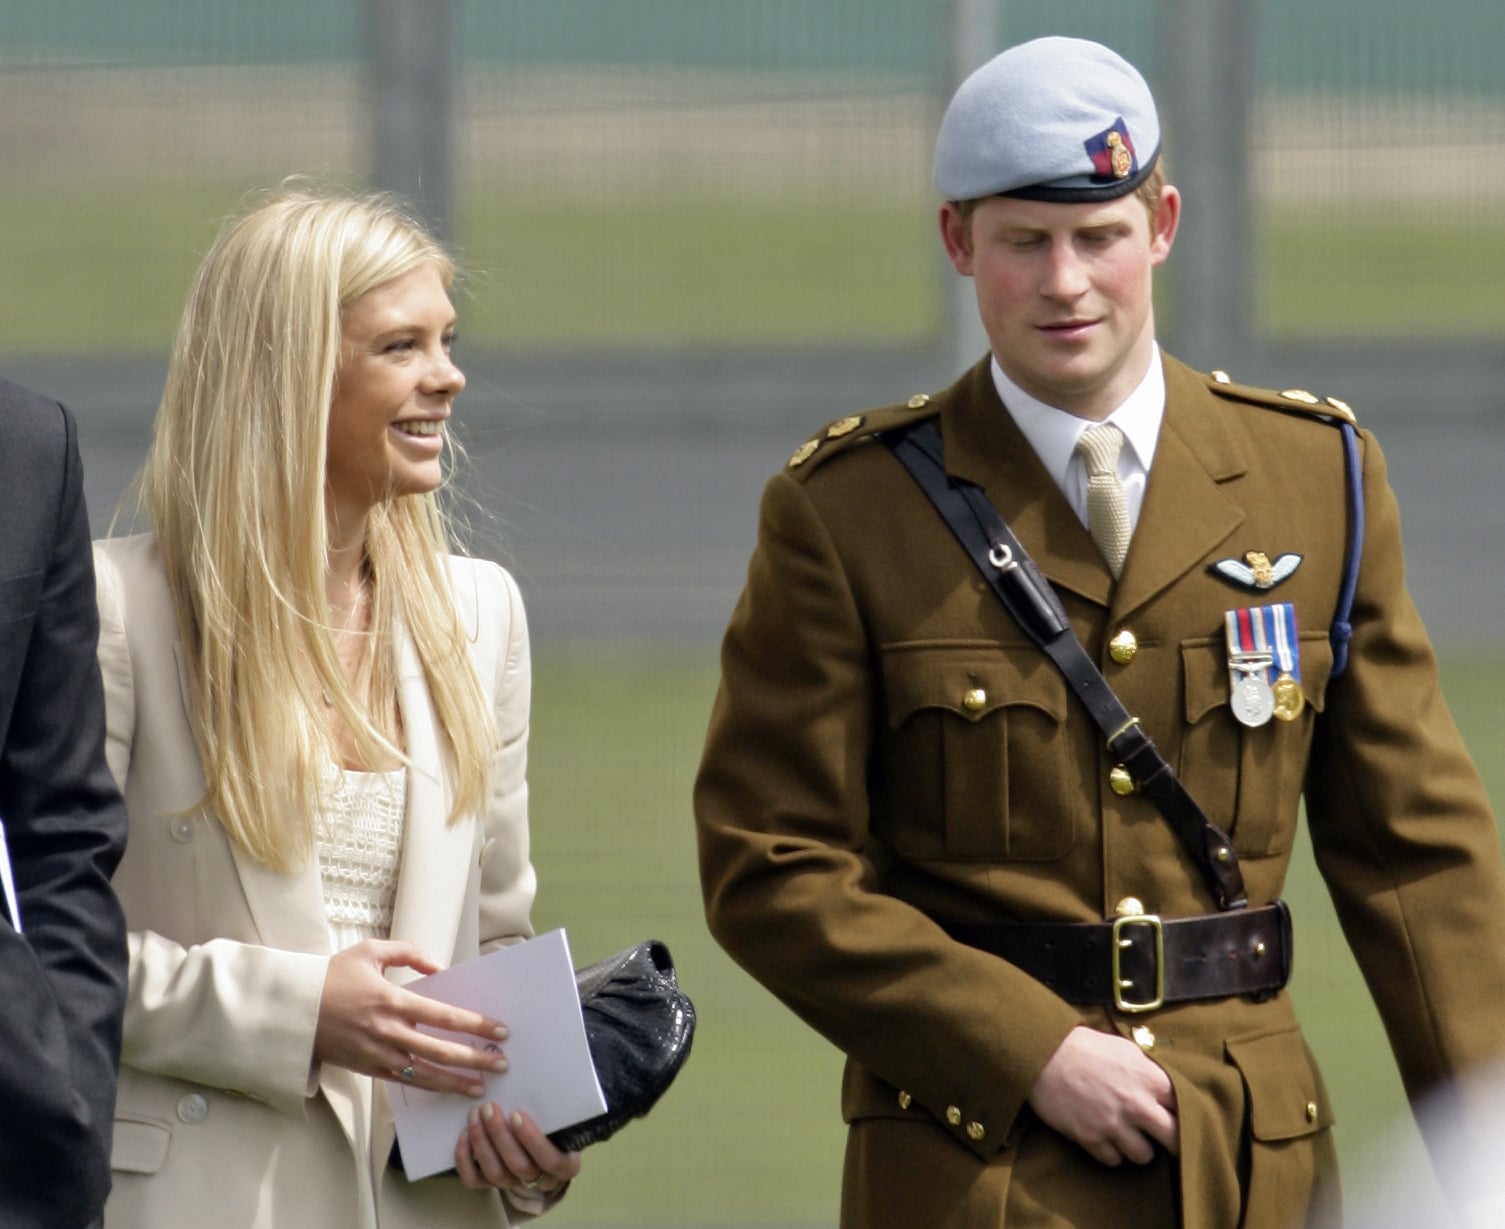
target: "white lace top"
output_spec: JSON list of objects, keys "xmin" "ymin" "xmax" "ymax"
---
[{"xmin": 316, "ymin": 765, "xmax": 407, "ymax": 951}]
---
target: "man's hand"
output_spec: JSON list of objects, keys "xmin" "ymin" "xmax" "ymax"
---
[{"xmin": 1027, "ymin": 1025, "xmax": 1179, "ymax": 1166}]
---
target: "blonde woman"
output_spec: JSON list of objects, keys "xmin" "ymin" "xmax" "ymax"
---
[{"xmin": 93, "ymin": 188, "xmax": 581, "ymax": 1227}]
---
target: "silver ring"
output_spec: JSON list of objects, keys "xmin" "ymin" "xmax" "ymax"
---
[{"xmin": 399, "ymin": 1065, "xmax": 416, "ymax": 1084}]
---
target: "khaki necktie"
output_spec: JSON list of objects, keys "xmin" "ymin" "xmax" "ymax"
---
[{"xmin": 1076, "ymin": 422, "xmax": 1131, "ymax": 578}]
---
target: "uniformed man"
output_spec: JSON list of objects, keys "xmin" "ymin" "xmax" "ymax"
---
[{"xmin": 693, "ymin": 34, "xmax": 1505, "ymax": 1229}]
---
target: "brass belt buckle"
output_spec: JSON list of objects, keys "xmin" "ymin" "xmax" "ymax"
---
[{"xmin": 1111, "ymin": 914, "xmax": 1165, "ymax": 1013}]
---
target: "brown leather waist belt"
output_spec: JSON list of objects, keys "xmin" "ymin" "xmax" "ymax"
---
[{"xmin": 940, "ymin": 901, "xmax": 1293, "ymax": 1014}]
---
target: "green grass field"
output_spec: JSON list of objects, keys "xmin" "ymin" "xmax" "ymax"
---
[
  {"xmin": 523, "ymin": 648, "xmax": 1505, "ymax": 1227},
  {"xmin": 1, "ymin": 182, "xmax": 1501, "ymax": 355}
]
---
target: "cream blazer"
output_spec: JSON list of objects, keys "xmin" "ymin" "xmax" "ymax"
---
[{"xmin": 93, "ymin": 534, "xmax": 543, "ymax": 1229}]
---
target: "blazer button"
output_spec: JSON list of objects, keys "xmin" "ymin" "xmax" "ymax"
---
[
  {"xmin": 897, "ymin": 1090, "xmax": 912, "ymax": 1110},
  {"xmin": 177, "ymin": 1093, "xmax": 209, "ymax": 1124},
  {"xmin": 1109, "ymin": 765, "xmax": 1136, "ymax": 796},
  {"xmin": 962, "ymin": 687, "xmax": 987, "ymax": 713},
  {"xmin": 169, "ymin": 816, "xmax": 196, "ymax": 843},
  {"xmin": 945, "ymin": 1105, "xmax": 962, "ymax": 1126},
  {"xmin": 966, "ymin": 1121, "xmax": 985, "ymax": 1141}
]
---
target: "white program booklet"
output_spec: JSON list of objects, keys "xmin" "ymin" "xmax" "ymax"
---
[{"xmin": 389, "ymin": 928, "xmax": 605, "ymax": 1180}]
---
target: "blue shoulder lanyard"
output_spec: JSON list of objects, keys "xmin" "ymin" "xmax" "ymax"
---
[{"xmin": 1329, "ymin": 422, "xmax": 1364, "ymax": 679}]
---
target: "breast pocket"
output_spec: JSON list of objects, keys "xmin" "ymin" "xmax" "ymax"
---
[
  {"xmin": 878, "ymin": 641, "xmax": 1076, "ymax": 862},
  {"xmin": 1179, "ymin": 631, "xmax": 1333, "ymax": 857}
]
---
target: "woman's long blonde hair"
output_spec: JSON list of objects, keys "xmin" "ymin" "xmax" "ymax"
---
[{"xmin": 142, "ymin": 187, "xmax": 497, "ymax": 871}]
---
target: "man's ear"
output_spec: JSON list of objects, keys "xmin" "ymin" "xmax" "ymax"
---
[
  {"xmin": 1149, "ymin": 185, "xmax": 1181, "ymax": 267},
  {"xmin": 939, "ymin": 201, "xmax": 975, "ymax": 276}
]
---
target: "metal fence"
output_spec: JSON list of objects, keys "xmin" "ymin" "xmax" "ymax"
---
[{"xmin": 3, "ymin": 0, "xmax": 1501, "ymax": 649}]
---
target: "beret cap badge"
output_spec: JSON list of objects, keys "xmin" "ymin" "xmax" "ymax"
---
[{"xmin": 1087, "ymin": 121, "xmax": 1137, "ymax": 182}]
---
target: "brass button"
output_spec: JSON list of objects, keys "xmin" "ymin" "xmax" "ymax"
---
[
  {"xmin": 966, "ymin": 1121, "xmax": 985, "ymax": 1141},
  {"xmin": 1115, "ymin": 897, "xmax": 1145, "ymax": 918},
  {"xmin": 1214, "ymin": 846, "xmax": 1231, "ymax": 864},
  {"xmin": 1325, "ymin": 395, "xmax": 1355, "ymax": 422},
  {"xmin": 1108, "ymin": 628, "xmax": 1138, "ymax": 665},
  {"xmin": 1211, "ymin": 370, "xmax": 1232, "ymax": 384},
  {"xmin": 962, "ymin": 687, "xmax": 987, "ymax": 713},
  {"xmin": 1305, "ymin": 1101, "xmax": 1319, "ymax": 1124},
  {"xmin": 1281, "ymin": 388, "xmax": 1320, "ymax": 405},
  {"xmin": 897, "ymin": 1090, "xmax": 912, "ymax": 1110},
  {"xmin": 1132, "ymin": 1025, "xmax": 1155, "ymax": 1050},
  {"xmin": 1109, "ymin": 765, "xmax": 1136, "ymax": 796},
  {"xmin": 907, "ymin": 393, "xmax": 930, "ymax": 409},
  {"xmin": 827, "ymin": 415, "xmax": 862, "ymax": 438},
  {"xmin": 1253, "ymin": 941, "xmax": 1267, "ymax": 959},
  {"xmin": 945, "ymin": 1105, "xmax": 962, "ymax": 1126}
]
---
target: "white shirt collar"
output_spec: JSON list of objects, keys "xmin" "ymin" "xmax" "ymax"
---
[
  {"xmin": 989, "ymin": 346, "xmax": 1165, "ymax": 488},
  {"xmin": 989, "ymin": 347, "xmax": 1166, "ymax": 531}
]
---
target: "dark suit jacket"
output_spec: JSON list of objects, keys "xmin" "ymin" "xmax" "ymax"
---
[
  {"xmin": 695, "ymin": 354, "xmax": 1505, "ymax": 1229},
  {"xmin": 0, "ymin": 379, "xmax": 128, "ymax": 1227}
]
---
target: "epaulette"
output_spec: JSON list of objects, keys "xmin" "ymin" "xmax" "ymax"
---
[
  {"xmin": 1203, "ymin": 369, "xmax": 1357, "ymax": 427},
  {"xmin": 783, "ymin": 391, "xmax": 943, "ymax": 477}
]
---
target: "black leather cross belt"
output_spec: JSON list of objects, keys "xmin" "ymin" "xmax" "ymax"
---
[{"xmin": 940, "ymin": 901, "xmax": 1293, "ymax": 1014}]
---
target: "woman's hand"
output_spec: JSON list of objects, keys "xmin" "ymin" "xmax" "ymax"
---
[
  {"xmin": 455, "ymin": 1104, "xmax": 582, "ymax": 1197},
  {"xmin": 314, "ymin": 939, "xmax": 511, "ymax": 1096}
]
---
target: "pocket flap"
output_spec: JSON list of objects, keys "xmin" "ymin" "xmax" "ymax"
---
[
  {"xmin": 112, "ymin": 1117, "xmax": 171, "ymax": 1174},
  {"xmin": 1226, "ymin": 1027, "xmax": 1333, "ymax": 1142},
  {"xmin": 881, "ymin": 641, "xmax": 1067, "ymax": 730}
]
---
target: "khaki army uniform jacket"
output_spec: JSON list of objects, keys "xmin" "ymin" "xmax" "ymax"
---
[{"xmin": 694, "ymin": 354, "xmax": 1505, "ymax": 1229}]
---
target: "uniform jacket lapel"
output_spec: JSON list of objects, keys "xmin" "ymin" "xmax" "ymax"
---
[
  {"xmin": 939, "ymin": 360, "xmax": 1111, "ymax": 609},
  {"xmin": 1112, "ymin": 356, "xmax": 1247, "ymax": 620},
  {"xmin": 936, "ymin": 355, "xmax": 1248, "ymax": 618}
]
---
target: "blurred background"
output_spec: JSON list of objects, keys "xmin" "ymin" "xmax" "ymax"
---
[{"xmin": 1, "ymin": 1, "xmax": 1500, "ymax": 1223}]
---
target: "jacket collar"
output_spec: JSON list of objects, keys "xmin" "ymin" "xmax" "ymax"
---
[{"xmin": 936, "ymin": 352, "xmax": 1247, "ymax": 615}]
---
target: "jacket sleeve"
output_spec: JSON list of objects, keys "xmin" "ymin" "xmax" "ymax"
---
[
  {"xmin": 0, "ymin": 403, "xmax": 129, "ymax": 1227},
  {"xmin": 1305, "ymin": 429, "xmax": 1505, "ymax": 1109},
  {"xmin": 695, "ymin": 470, "xmax": 1082, "ymax": 1156}
]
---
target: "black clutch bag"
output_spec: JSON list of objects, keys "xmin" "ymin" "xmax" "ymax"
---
[{"xmin": 548, "ymin": 939, "xmax": 696, "ymax": 1152}]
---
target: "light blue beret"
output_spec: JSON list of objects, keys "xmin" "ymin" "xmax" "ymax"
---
[{"xmin": 933, "ymin": 36, "xmax": 1161, "ymax": 202}]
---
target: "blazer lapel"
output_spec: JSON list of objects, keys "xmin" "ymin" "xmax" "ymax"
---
[
  {"xmin": 173, "ymin": 642, "xmax": 332, "ymax": 956},
  {"xmin": 1112, "ymin": 357, "xmax": 1248, "ymax": 620},
  {"xmin": 386, "ymin": 629, "xmax": 472, "ymax": 972},
  {"xmin": 939, "ymin": 360, "xmax": 1113, "ymax": 609},
  {"xmin": 371, "ymin": 629, "xmax": 476, "ymax": 1189}
]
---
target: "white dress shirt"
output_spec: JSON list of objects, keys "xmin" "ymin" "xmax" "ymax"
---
[{"xmin": 990, "ymin": 347, "xmax": 1166, "ymax": 533}]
